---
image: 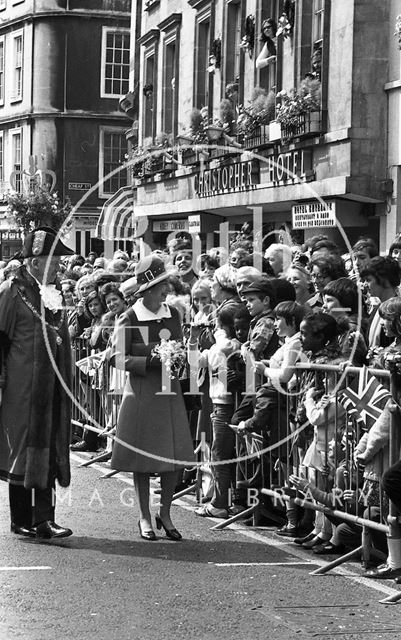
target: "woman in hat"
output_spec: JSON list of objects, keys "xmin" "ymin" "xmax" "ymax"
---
[{"xmin": 109, "ymin": 254, "xmax": 194, "ymax": 541}]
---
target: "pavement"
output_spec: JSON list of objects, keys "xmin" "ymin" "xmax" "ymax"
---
[{"xmin": 1, "ymin": 454, "xmax": 401, "ymax": 640}]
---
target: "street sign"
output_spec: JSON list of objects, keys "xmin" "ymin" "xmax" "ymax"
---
[{"xmin": 68, "ymin": 182, "xmax": 92, "ymax": 191}]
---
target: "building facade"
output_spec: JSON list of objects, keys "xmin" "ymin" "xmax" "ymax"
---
[
  {"xmin": 125, "ymin": 0, "xmax": 400, "ymax": 256},
  {"xmin": 0, "ymin": 0, "xmax": 131, "ymax": 258}
]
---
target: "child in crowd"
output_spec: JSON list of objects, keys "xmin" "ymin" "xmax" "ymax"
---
[
  {"xmin": 190, "ymin": 280, "xmax": 215, "ymax": 325},
  {"xmin": 188, "ymin": 303, "xmax": 245, "ymax": 519},
  {"xmin": 234, "ymin": 302, "xmax": 305, "ymax": 523},
  {"xmin": 231, "ymin": 275, "xmax": 279, "ymax": 427},
  {"xmin": 322, "ymin": 277, "xmax": 368, "ymax": 366}
]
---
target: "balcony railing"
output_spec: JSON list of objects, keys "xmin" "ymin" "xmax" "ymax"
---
[
  {"xmin": 243, "ymin": 124, "xmax": 270, "ymax": 149},
  {"xmin": 180, "ymin": 148, "xmax": 199, "ymax": 166},
  {"xmin": 280, "ymin": 111, "xmax": 322, "ymax": 141}
]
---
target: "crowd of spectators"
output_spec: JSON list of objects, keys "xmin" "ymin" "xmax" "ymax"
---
[{"xmin": 3, "ymin": 226, "xmax": 399, "ymax": 578}]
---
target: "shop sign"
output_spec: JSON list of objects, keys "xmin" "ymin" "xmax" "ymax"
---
[
  {"xmin": 68, "ymin": 182, "xmax": 92, "ymax": 191},
  {"xmin": 0, "ymin": 230, "xmax": 22, "ymax": 241},
  {"xmin": 266, "ymin": 150, "xmax": 311, "ymax": 185},
  {"xmin": 74, "ymin": 216, "xmax": 97, "ymax": 229},
  {"xmin": 152, "ymin": 220, "xmax": 189, "ymax": 233},
  {"xmin": 195, "ymin": 160, "xmax": 259, "ymax": 198},
  {"xmin": 292, "ymin": 201, "xmax": 336, "ymax": 229},
  {"xmin": 188, "ymin": 215, "xmax": 201, "ymax": 234}
]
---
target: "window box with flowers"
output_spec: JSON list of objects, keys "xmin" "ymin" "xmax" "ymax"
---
[
  {"xmin": 275, "ymin": 78, "xmax": 322, "ymax": 142},
  {"xmin": 129, "ymin": 134, "xmax": 178, "ymax": 182},
  {"xmin": 237, "ymin": 87, "xmax": 276, "ymax": 149}
]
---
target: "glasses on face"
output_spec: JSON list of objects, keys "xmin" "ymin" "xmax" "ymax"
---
[{"xmin": 311, "ymin": 273, "xmax": 326, "ymax": 281}]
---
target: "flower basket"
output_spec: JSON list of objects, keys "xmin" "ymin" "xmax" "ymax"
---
[
  {"xmin": 6, "ymin": 186, "xmax": 72, "ymax": 235},
  {"xmin": 176, "ymin": 134, "xmax": 194, "ymax": 146},
  {"xmin": 205, "ymin": 125, "xmax": 224, "ymax": 142}
]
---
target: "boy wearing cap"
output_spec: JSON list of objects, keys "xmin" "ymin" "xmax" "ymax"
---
[
  {"xmin": 0, "ymin": 227, "xmax": 74, "ymax": 539},
  {"xmin": 231, "ymin": 276, "xmax": 279, "ymax": 426},
  {"xmin": 241, "ymin": 275, "xmax": 279, "ymax": 364}
]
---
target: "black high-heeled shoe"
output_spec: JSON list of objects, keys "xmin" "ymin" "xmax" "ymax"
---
[
  {"xmin": 155, "ymin": 514, "xmax": 182, "ymax": 541},
  {"xmin": 138, "ymin": 520, "xmax": 156, "ymax": 541}
]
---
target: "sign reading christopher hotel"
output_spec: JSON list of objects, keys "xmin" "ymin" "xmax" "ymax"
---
[{"xmin": 195, "ymin": 159, "xmax": 259, "ymax": 198}]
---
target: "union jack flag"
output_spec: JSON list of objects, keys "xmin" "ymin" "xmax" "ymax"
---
[{"xmin": 338, "ymin": 367, "xmax": 392, "ymax": 429}]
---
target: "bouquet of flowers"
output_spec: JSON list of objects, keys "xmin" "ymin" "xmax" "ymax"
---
[{"xmin": 151, "ymin": 338, "xmax": 187, "ymax": 380}]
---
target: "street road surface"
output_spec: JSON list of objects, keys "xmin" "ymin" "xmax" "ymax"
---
[{"xmin": 1, "ymin": 454, "xmax": 401, "ymax": 640}]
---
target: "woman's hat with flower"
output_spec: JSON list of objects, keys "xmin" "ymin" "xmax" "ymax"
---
[{"xmin": 135, "ymin": 254, "xmax": 170, "ymax": 294}]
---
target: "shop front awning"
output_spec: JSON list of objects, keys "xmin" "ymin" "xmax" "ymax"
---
[{"xmin": 95, "ymin": 186, "xmax": 134, "ymax": 240}]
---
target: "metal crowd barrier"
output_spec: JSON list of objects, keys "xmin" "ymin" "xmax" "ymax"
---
[
  {"xmin": 71, "ymin": 337, "xmax": 123, "ymax": 469},
  {"xmin": 69, "ymin": 342, "xmax": 401, "ymax": 602},
  {"xmin": 211, "ymin": 362, "xmax": 401, "ymax": 602}
]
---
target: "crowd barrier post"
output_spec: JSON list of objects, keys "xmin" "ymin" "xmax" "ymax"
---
[
  {"xmin": 229, "ymin": 363, "xmax": 400, "ymax": 594},
  {"xmin": 377, "ymin": 370, "xmax": 401, "ymax": 605}
]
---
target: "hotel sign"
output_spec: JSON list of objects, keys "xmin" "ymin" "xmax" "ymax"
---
[
  {"xmin": 195, "ymin": 160, "xmax": 259, "ymax": 198},
  {"xmin": 292, "ymin": 201, "xmax": 337, "ymax": 229},
  {"xmin": 266, "ymin": 149, "xmax": 312, "ymax": 185}
]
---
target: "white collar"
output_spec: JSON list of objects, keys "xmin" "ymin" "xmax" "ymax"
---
[
  {"xmin": 28, "ymin": 271, "xmax": 63, "ymax": 311},
  {"xmin": 285, "ymin": 331, "xmax": 301, "ymax": 344},
  {"xmin": 133, "ymin": 298, "xmax": 172, "ymax": 321}
]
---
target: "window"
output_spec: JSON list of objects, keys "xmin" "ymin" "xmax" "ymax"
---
[
  {"xmin": 143, "ymin": 53, "xmax": 155, "ymax": 139},
  {"xmin": 0, "ymin": 37, "xmax": 4, "ymax": 105},
  {"xmin": 99, "ymin": 128, "xmax": 128, "ymax": 197},
  {"xmin": 12, "ymin": 31, "xmax": 23, "ymax": 101},
  {"xmin": 101, "ymin": 28, "xmax": 130, "ymax": 98},
  {"xmin": 226, "ymin": 3, "xmax": 241, "ymax": 84},
  {"xmin": 311, "ymin": 0, "xmax": 324, "ymax": 81},
  {"xmin": 159, "ymin": 14, "xmax": 182, "ymax": 138},
  {"xmin": 11, "ymin": 130, "xmax": 22, "ymax": 193},
  {"xmin": 162, "ymin": 39, "xmax": 176, "ymax": 134},
  {"xmin": 258, "ymin": 0, "xmax": 280, "ymax": 93},
  {"xmin": 0, "ymin": 132, "xmax": 4, "ymax": 185},
  {"xmin": 195, "ymin": 15, "xmax": 210, "ymax": 109},
  {"xmin": 313, "ymin": 0, "xmax": 324, "ymax": 45}
]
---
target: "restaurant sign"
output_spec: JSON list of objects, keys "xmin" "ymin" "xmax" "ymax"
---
[
  {"xmin": 292, "ymin": 201, "xmax": 336, "ymax": 229},
  {"xmin": 195, "ymin": 160, "xmax": 259, "ymax": 198}
]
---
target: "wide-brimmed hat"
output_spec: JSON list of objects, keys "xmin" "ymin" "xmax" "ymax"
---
[
  {"xmin": 119, "ymin": 276, "xmax": 140, "ymax": 298},
  {"xmin": 16, "ymin": 226, "xmax": 74, "ymax": 259},
  {"xmin": 135, "ymin": 254, "xmax": 170, "ymax": 294}
]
